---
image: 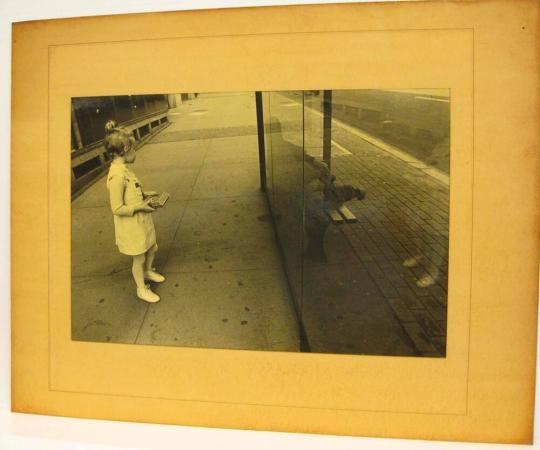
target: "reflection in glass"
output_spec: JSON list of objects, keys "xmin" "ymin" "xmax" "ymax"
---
[
  {"xmin": 264, "ymin": 89, "xmax": 449, "ymax": 357},
  {"xmin": 263, "ymin": 91, "xmax": 305, "ymax": 313}
]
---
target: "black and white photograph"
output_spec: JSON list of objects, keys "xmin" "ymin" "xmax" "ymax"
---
[{"xmin": 71, "ymin": 89, "xmax": 450, "ymax": 357}]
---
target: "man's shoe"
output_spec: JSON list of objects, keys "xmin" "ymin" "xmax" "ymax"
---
[
  {"xmin": 416, "ymin": 274, "xmax": 436, "ymax": 288},
  {"xmin": 353, "ymin": 188, "xmax": 366, "ymax": 200},
  {"xmin": 137, "ymin": 286, "xmax": 160, "ymax": 303},
  {"xmin": 402, "ymin": 255, "xmax": 422, "ymax": 268},
  {"xmin": 144, "ymin": 270, "xmax": 165, "ymax": 283}
]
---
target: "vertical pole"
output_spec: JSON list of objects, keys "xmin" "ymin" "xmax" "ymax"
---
[
  {"xmin": 71, "ymin": 102, "xmax": 83, "ymax": 150},
  {"xmin": 255, "ymin": 91, "xmax": 267, "ymax": 192},
  {"xmin": 323, "ymin": 90, "xmax": 332, "ymax": 170}
]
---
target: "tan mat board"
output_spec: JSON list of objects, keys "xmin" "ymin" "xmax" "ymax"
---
[{"xmin": 11, "ymin": 0, "xmax": 540, "ymax": 444}]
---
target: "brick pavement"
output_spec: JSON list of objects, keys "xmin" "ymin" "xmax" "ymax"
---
[
  {"xmin": 327, "ymin": 121, "xmax": 449, "ymax": 356},
  {"xmin": 267, "ymin": 91, "xmax": 449, "ymax": 356}
]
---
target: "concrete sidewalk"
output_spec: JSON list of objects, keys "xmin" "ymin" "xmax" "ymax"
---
[{"xmin": 71, "ymin": 92, "xmax": 300, "ymax": 351}]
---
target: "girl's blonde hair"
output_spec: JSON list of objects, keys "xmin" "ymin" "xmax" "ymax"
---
[{"xmin": 103, "ymin": 120, "xmax": 136, "ymax": 157}]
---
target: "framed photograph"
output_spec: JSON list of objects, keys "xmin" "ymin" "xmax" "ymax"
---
[{"xmin": 11, "ymin": 0, "xmax": 540, "ymax": 444}]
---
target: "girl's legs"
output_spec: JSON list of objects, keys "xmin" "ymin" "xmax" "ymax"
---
[
  {"xmin": 133, "ymin": 249, "xmax": 160, "ymax": 303},
  {"xmin": 144, "ymin": 243, "xmax": 158, "ymax": 272},
  {"xmin": 132, "ymin": 253, "xmax": 147, "ymax": 289}
]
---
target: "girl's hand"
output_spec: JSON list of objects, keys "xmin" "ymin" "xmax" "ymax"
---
[{"xmin": 136, "ymin": 198, "xmax": 156, "ymax": 213}]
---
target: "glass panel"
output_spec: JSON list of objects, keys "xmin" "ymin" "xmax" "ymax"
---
[
  {"xmin": 113, "ymin": 96, "xmax": 133, "ymax": 123},
  {"xmin": 131, "ymin": 95, "xmax": 147, "ymax": 118},
  {"xmin": 72, "ymin": 94, "xmax": 172, "ymax": 150},
  {"xmin": 263, "ymin": 91, "xmax": 304, "ymax": 313},
  {"xmin": 72, "ymin": 96, "xmax": 115, "ymax": 147},
  {"xmin": 144, "ymin": 94, "xmax": 168, "ymax": 115},
  {"xmin": 301, "ymin": 89, "xmax": 449, "ymax": 356},
  {"xmin": 262, "ymin": 92, "xmax": 274, "ymax": 207}
]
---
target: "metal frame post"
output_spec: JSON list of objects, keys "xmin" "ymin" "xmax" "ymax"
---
[
  {"xmin": 255, "ymin": 91, "xmax": 267, "ymax": 192},
  {"xmin": 323, "ymin": 90, "xmax": 332, "ymax": 170}
]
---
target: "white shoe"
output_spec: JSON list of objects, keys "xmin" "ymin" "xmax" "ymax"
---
[
  {"xmin": 137, "ymin": 286, "xmax": 160, "ymax": 303},
  {"xmin": 416, "ymin": 274, "xmax": 436, "ymax": 288},
  {"xmin": 403, "ymin": 255, "xmax": 422, "ymax": 268},
  {"xmin": 144, "ymin": 270, "xmax": 165, "ymax": 283}
]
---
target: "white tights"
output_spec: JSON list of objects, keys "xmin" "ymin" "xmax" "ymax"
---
[{"xmin": 131, "ymin": 243, "xmax": 158, "ymax": 289}]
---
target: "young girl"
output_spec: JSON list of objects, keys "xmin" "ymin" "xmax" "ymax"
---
[{"xmin": 104, "ymin": 120, "xmax": 165, "ymax": 303}]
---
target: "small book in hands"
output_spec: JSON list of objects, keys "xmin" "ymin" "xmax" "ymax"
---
[{"xmin": 149, "ymin": 192, "xmax": 170, "ymax": 208}]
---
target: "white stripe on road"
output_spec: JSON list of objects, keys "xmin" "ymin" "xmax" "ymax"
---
[
  {"xmin": 331, "ymin": 139, "xmax": 352, "ymax": 156},
  {"xmin": 303, "ymin": 101, "xmax": 450, "ymax": 186},
  {"xmin": 414, "ymin": 96, "xmax": 450, "ymax": 103}
]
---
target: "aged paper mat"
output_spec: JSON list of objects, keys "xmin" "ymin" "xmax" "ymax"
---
[{"xmin": 11, "ymin": 0, "xmax": 540, "ymax": 444}]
